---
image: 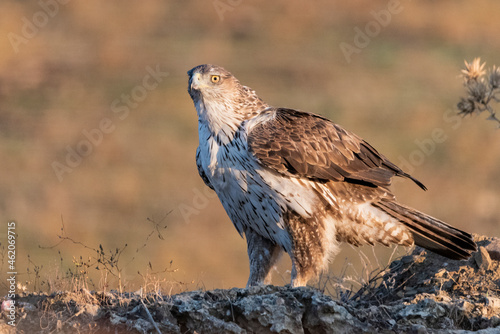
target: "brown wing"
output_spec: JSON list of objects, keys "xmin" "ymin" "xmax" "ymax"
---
[{"xmin": 248, "ymin": 108, "xmax": 426, "ymax": 190}]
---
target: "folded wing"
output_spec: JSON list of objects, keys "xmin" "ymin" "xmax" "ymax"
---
[{"xmin": 248, "ymin": 108, "xmax": 426, "ymax": 190}]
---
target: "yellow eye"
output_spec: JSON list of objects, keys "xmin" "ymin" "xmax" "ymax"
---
[{"xmin": 211, "ymin": 75, "xmax": 220, "ymax": 83}]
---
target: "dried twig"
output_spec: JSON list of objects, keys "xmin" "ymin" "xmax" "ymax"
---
[{"xmin": 140, "ymin": 299, "xmax": 162, "ymax": 334}]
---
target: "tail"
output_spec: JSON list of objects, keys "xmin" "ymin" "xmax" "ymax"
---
[{"xmin": 372, "ymin": 200, "xmax": 477, "ymax": 260}]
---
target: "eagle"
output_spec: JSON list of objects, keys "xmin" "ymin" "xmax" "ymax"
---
[{"xmin": 187, "ymin": 64, "xmax": 477, "ymax": 287}]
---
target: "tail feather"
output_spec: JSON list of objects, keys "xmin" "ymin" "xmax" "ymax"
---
[{"xmin": 373, "ymin": 200, "xmax": 477, "ymax": 260}]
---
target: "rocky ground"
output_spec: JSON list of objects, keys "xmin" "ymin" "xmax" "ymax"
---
[{"xmin": 1, "ymin": 234, "xmax": 499, "ymax": 333}]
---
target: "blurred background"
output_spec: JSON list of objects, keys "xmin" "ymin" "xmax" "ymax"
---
[{"xmin": 1, "ymin": 0, "xmax": 499, "ymax": 295}]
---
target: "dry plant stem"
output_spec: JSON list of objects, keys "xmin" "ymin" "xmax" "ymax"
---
[
  {"xmin": 458, "ymin": 58, "xmax": 500, "ymax": 127},
  {"xmin": 34, "ymin": 214, "xmax": 172, "ymax": 294},
  {"xmin": 140, "ymin": 299, "xmax": 162, "ymax": 334}
]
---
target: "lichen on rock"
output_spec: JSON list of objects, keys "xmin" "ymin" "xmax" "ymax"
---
[{"xmin": 1, "ymin": 235, "xmax": 499, "ymax": 333}]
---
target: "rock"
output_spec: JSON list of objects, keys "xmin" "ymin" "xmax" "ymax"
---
[
  {"xmin": 396, "ymin": 298, "xmax": 446, "ymax": 322},
  {"xmin": 300, "ymin": 290, "xmax": 369, "ymax": 333},
  {"xmin": 475, "ymin": 246, "xmax": 493, "ymax": 270},
  {"xmin": 166, "ymin": 287, "xmax": 371, "ymax": 333},
  {"xmin": 5, "ymin": 234, "xmax": 500, "ymax": 333},
  {"xmin": 109, "ymin": 313, "xmax": 127, "ymax": 325},
  {"xmin": 484, "ymin": 238, "xmax": 500, "ymax": 261},
  {"xmin": 486, "ymin": 296, "xmax": 500, "ymax": 310},
  {"xmin": 233, "ymin": 289, "xmax": 304, "ymax": 333},
  {"xmin": 84, "ymin": 303, "xmax": 100, "ymax": 317},
  {"xmin": 434, "ymin": 268, "xmax": 447, "ymax": 278},
  {"xmin": 409, "ymin": 324, "xmax": 428, "ymax": 334}
]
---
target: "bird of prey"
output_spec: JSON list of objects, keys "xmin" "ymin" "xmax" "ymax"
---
[{"xmin": 187, "ymin": 64, "xmax": 477, "ymax": 287}]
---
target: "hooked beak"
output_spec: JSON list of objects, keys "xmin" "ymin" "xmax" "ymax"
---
[{"xmin": 190, "ymin": 72, "xmax": 204, "ymax": 91}]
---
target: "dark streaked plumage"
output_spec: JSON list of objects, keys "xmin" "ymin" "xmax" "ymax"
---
[
  {"xmin": 248, "ymin": 108, "xmax": 426, "ymax": 190},
  {"xmin": 187, "ymin": 64, "xmax": 477, "ymax": 288}
]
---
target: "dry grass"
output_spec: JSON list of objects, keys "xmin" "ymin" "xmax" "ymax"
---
[
  {"xmin": 15, "ymin": 215, "xmax": 186, "ymax": 297},
  {"xmin": 315, "ymin": 244, "xmax": 412, "ymax": 302}
]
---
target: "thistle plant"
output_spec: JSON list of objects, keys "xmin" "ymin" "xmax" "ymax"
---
[{"xmin": 458, "ymin": 58, "xmax": 500, "ymax": 127}]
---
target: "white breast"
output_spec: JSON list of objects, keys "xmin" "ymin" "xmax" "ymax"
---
[{"xmin": 197, "ymin": 123, "xmax": 320, "ymax": 252}]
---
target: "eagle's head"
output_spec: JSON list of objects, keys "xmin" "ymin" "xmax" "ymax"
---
[
  {"xmin": 187, "ymin": 64, "xmax": 241, "ymax": 103},
  {"xmin": 188, "ymin": 64, "xmax": 269, "ymax": 143}
]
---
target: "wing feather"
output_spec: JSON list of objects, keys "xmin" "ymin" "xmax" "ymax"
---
[{"xmin": 248, "ymin": 108, "xmax": 426, "ymax": 190}]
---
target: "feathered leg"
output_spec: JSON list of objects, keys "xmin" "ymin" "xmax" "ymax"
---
[
  {"xmin": 286, "ymin": 213, "xmax": 335, "ymax": 288},
  {"xmin": 245, "ymin": 229, "xmax": 282, "ymax": 287}
]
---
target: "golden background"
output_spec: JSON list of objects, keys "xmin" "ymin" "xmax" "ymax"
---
[{"xmin": 1, "ymin": 0, "xmax": 499, "ymax": 294}]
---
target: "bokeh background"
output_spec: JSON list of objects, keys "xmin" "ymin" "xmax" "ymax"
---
[{"xmin": 1, "ymin": 0, "xmax": 499, "ymax": 295}]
